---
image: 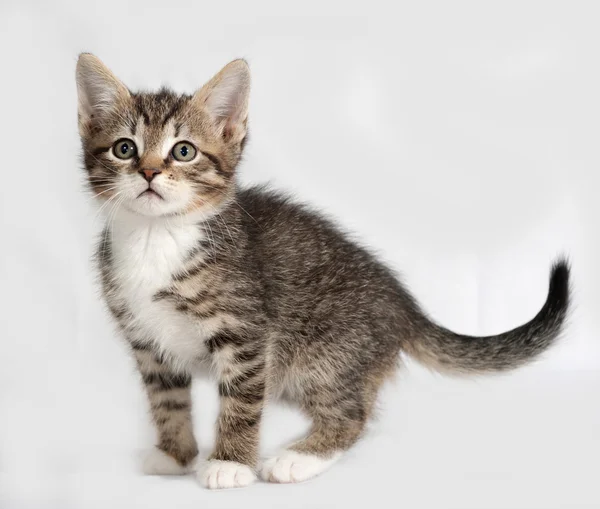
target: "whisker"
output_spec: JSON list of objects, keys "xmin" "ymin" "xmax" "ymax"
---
[
  {"xmin": 191, "ymin": 181, "xmax": 260, "ymax": 228},
  {"xmin": 91, "ymin": 190, "xmax": 123, "ymax": 231},
  {"xmin": 108, "ymin": 194, "xmax": 127, "ymax": 259},
  {"xmin": 204, "ymin": 203, "xmax": 237, "ymax": 248},
  {"xmin": 91, "ymin": 186, "xmax": 119, "ymax": 199}
]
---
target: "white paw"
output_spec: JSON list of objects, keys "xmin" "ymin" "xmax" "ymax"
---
[
  {"xmin": 197, "ymin": 459, "xmax": 256, "ymax": 489},
  {"xmin": 142, "ymin": 448, "xmax": 192, "ymax": 475},
  {"xmin": 260, "ymin": 450, "xmax": 341, "ymax": 484}
]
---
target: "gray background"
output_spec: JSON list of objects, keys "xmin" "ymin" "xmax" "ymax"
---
[{"xmin": 0, "ymin": 1, "xmax": 598, "ymax": 508}]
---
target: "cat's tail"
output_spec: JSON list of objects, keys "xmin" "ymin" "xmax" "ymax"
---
[{"xmin": 403, "ymin": 259, "xmax": 571, "ymax": 374}]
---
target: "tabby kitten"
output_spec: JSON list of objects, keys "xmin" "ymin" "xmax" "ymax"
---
[{"xmin": 76, "ymin": 54, "xmax": 570, "ymax": 489}]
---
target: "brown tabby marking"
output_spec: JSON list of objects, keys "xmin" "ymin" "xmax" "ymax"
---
[{"xmin": 76, "ymin": 53, "xmax": 570, "ymax": 488}]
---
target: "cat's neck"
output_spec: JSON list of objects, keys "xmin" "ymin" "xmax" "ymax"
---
[
  {"xmin": 110, "ymin": 207, "xmax": 205, "ymax": 231},
  {"xmin": 104, "ymin": 207, "xmax": 205, "ymax": 264},
  {"xmin": 105, "ymin": 201, "xmax": 241, "ymax": 263}
]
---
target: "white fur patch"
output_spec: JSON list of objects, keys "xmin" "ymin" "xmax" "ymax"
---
[
  {"xmin": 261, "ymin": 450, "xmax": 341, "ymax": 484},
  {"xmin": 142, "ymin": 448, "xmax": 191, "ymax": 475},
  {"xmin": 197, "ymin": 459, "xmax": 256, "ymax": 489},
  {"xmin": 110, "ymin": 215, "xmax": 212, "ymax": 369}
]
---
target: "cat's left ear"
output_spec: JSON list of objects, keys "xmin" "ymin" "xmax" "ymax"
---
[
  {"xmin": 76, "ymin": 53, "xmax": 130, "ymax": 134},
  {"xmin": 193, "ymin": 59, "xmax": 250, "ymax": 143}
]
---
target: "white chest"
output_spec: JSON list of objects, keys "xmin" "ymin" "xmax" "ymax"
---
[{"xmin": 109, "ymin": 218, "xmax": 210, "ymax": 364}]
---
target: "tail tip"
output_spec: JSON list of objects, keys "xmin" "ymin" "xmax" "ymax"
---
[{"xmin": 549, "ymin": 256, "xmax": 571, "ymax": 311}]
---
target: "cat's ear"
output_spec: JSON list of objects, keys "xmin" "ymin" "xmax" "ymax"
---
[
  {"xmin": 193, "ymin": 59, "xmax": 250, "ymax": 143},
  {"xmin": 76, "ymin": 53, "xmax": 130, "ymax": 132}
]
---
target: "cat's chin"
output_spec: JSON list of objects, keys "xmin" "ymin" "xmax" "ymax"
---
[
  {"xmin": 118, "ymin": 199, "xmax": 216, "ymax": 223},
  {"xmin": 120, "ymin": 199, "xmax": 185, "ymax": 219}
]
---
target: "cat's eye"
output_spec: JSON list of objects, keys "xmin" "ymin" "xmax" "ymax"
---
[
  {"xmin": 113, "ymin": 139, "xmax": 137, "ymax": 160},
  {"xmin": 172, "ymin": 142, "xmax": 197, "ymax": 162}
]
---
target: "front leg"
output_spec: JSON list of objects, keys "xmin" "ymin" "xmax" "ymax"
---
[
  {"xmin": 198, "ymin": 329, "xmax": 266, "ymax": 489},
  {"xmin": 132, "ymin": 342, "xmax": 199, "ymax": 475}
]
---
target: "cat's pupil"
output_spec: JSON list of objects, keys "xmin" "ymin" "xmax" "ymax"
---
[
  {"xmin": 120, "ymin": 143, "xmax": 129, "ymax": 155},
  {"xmin": 180, "ymin": 146, "xmax": 188, "ymax": 157}
]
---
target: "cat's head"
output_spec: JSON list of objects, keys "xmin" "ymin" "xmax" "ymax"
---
[{"xmin": 76, "ymin": 54, "xmax": 250, "ymax": 218}]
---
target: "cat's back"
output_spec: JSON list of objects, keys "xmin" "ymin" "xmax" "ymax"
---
[
  {"xmin": 236, "ymin": 186, "xmax": 403, "ymax": 301},
  {"xmin": 237, "ymin": 185, "xmax": 359, "ymax": 253}
]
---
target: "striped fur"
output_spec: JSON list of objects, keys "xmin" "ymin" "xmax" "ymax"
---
[
  {"xmin": 76, "ymin": 54, "xmax": 571, "ymax": 488},
  {"xmin": 133, "ymin": 345, "xmax": 198, "ymax": 466}
]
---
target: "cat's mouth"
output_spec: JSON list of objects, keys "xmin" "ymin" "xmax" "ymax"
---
[{"xmin": 137, "ymin": 188, "xmax": 163, "ymax": 200}]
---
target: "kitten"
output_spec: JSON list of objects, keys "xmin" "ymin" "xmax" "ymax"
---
[{"xmin": 76, "ymin": 54, "xmax": 570, "ymax": 489}]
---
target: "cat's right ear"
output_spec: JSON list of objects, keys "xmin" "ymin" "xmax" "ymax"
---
[{"xmin": 76, "ymin": 53, "xmax": 130, "ymax": 134}]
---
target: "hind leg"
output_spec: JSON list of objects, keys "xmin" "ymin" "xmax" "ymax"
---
[{"xmin": 261, "ymin": 392, "xmax": 369, "ymax": 483}]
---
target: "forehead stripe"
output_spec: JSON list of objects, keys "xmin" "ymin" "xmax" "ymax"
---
[{"xmin": 161, "ymin": 102, "xmax": 184, "ymax": 128}]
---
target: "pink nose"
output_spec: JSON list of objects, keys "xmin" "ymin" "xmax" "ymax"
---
[{"xmin": 139, "ymin": 169, "xmax": 161, "ymax": 182}]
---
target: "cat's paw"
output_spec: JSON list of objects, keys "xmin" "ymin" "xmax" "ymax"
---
[
  {"xmin": 260, "ymin": 450, "xmax": 341, "ymax": 484},
  {"xmin": 142, "ymin": 448, "xmax": 192, "ymax": 475},
  {"xmin": 197, "ymin": 459, "xmax": 256, "ymax": 489}
]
